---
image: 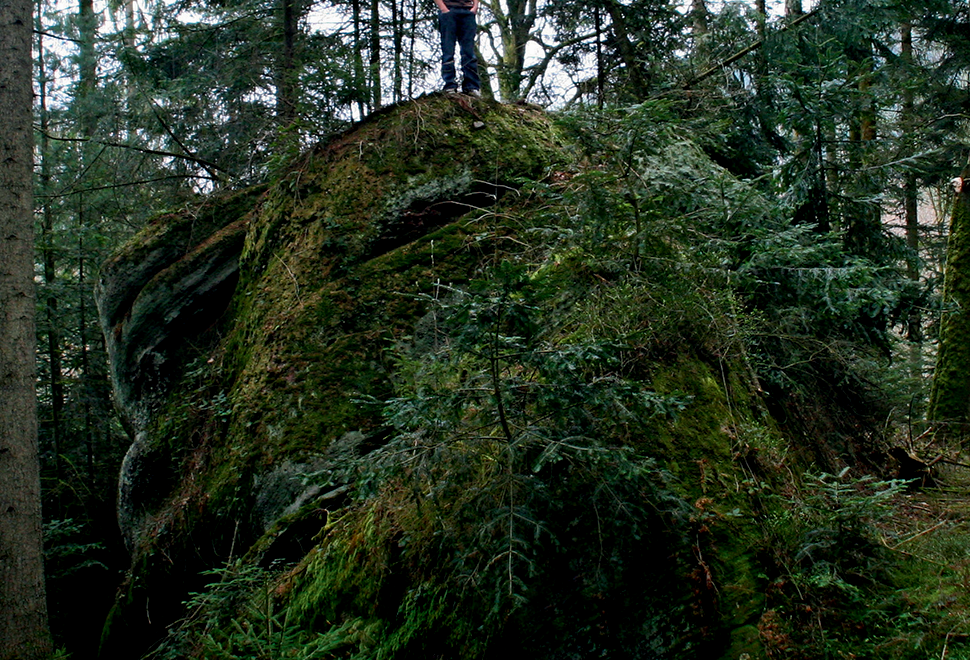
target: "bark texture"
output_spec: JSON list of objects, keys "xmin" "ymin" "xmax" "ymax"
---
[
  {"xmin": 928, "ymin": 164, "xmax": 970, "ymax": 441},
  {"xmin": 0, "ymin": 0, "xmax": 53, "ymax": 658}
]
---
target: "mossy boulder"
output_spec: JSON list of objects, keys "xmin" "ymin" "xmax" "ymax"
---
[{"xmin": 96, "ymin": 96, "xmax": 871, "ymax": 659}]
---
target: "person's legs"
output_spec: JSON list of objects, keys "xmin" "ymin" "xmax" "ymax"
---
[
  {"xmin": 439, "ymin": 10, "xmax": 458, "ymax": 91},
  {"xmin": 454, "ymin": 10, "xmax": 480, "ymax": 93}
]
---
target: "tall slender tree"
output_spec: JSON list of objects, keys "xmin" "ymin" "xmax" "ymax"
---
[
  {"xmin": 276, "ymin": 0, "xmax": 300, "ymax": 126},
  {"xmin": 77, "ymin": 0, "xmax": 99, "ymax": 137},
  {"xmin": 369, "ymin": 0, "xmax": 382, "ymax": 107},
  {"xmin": 900, "ymin": 20, "xmax": 922, "ymax": 346},
  {"xmin": 0, "ymin": 0, "xmax": 54, "ymax": 657},
  {"xmin": 35, "ymin": 8, "xmax": 65, "ymax": 514}
]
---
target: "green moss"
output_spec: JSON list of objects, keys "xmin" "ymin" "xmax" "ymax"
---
[
  {"xmin": 928, "ymin": 167, "xmax": 970, "ymax": 438},
  {"xmin": 218, "ymin": 101, "xmax": 566, "ymax": 469},
  {"xmin": 121, "ymin": 186, "xmax": 264, "ymax": 258}
]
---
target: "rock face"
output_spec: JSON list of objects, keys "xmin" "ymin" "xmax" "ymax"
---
[
  {"xmin": 95, "ymin": 96, "xmax": 878, "ymax": 660},
  {"xmin": 96, "ymin": 98, "xmax": 557, "ymax": 557},
  {"xmin": 96, "ymin": 188, "xmax": 261, "ymax": 550}
]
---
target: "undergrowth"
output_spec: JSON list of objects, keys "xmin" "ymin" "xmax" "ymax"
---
[
  {"xmin": 759, "ymin": 468, "xmax": 970, "ymax": 659},
  {"xmin": 286, "ymin": 258, "xmax": 707, "ymax": 658}
]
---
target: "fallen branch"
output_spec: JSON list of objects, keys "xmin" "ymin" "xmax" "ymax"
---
[{"xmin": 887, "ymin": 520, "xmax": 949, "ymax": 550}]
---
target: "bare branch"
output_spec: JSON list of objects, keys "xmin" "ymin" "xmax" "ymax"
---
[
  {"xmin": 521, "ymin": 31, "xmax": 598, "ymax": 99},
  {"xmin": 33, "ymin": 127, "xmax": 228, "ymax": 177}
]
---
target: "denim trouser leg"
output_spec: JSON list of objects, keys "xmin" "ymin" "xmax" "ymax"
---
[
  {"xmin": 455, "ymin": 11, "xmax": 480, "ymax": 92},
  {"xmin": 439, "ymin": 10, "xmax": 458, "ymax": 89},
  {"xmin": 440, "ymin": 9, "xmax": 479, "ymax": 92}
]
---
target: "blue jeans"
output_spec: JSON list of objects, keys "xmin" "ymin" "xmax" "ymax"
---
[{"xmin": 439, "ymin": 8, "xmax": 480, "ymax": 92}]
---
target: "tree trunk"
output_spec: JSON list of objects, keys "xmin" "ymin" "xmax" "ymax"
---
[
  {"xmin": 754, "ymin": 0, "xmax": 766, "ymax": 77},
  {"xmin": 352, "ymin": 0, "xmax": 366, "ymax": 117},
  {"xmin": 901, "ymin": 21, "xmax": 922, "ymax": 344},
  {"xmin": 77, "ymin": 215, "xmax": 95, "ymax": 485},
  {"xmin": 36, "ymin": 8, "xmax": 64, "ymax": 511},
  {"xmin": 602, "ymin": 0, "xmax": 647, "ymax": 98},
  {"xmin": 487, "ymin": 0, "xmax": 537, "ymax": 101},
  {"xmin": 78, "ymin": 0, "xmax": 98, "ymax": 136},
  {"xmin": 406, "ymin": 0, "xmax": 418, "ymax": 98},
  {"xmin": 691, "ymin": 0, "xmax": 708, "ymax": 63},
  {"xmin": 595, "ymin": 6, "xmax": 603, "ymax": 109},
  {"xmin": 844, "ymin": 38, "xmax": 880, "ymax": 257},
  {"xmin": 391, "ymin": 0, "xmax": 402, "ymax": 101},
  {"xmin": 928, "ymin": 163, "xmax": 970, "ymax": 443},
  {"xmin": 0, "ymin": 0, "xmax": 53, "ymax": 657},
  {"xmin": 122, "ymin": 0, "xmax": 135, "ymax": 106},
  {"xmin": 369, "ymin": 0, "xmax": 382, "ymax": 108},
  {"xmin": 275, "ymin": 0, "xmax": 299, "ymax": 127}
]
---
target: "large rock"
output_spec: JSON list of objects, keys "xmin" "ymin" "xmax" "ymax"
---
[
  {"xmin": 95, "ymin": 188, "xmax": 261, "ymax": 550},
  {"xmin": 97, "ymin": 95, "xmax": 858, "ymax": 660}
]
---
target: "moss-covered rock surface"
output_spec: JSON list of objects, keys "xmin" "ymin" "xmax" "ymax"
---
[{"xmin": 96, "ymin": 96, "xmax": 956, "ymax": 660}]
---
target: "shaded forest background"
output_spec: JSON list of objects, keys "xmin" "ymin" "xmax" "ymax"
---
[{"xmin": 31, "ymin": 0, "xmax": 970, "ymax": 657}]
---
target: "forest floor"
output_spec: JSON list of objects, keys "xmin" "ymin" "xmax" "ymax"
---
[{"xmin": 878, "ymin": 457, "xmax": 970, "ymax": 657}]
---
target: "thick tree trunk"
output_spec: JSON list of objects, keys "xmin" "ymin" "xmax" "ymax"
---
[
  {"xmin": 487, "ymin": 0, "xmax": 537, "ymax": 101},
  {"xmin": 602, "ymin": 0, "xmax": 647, "ymax": 98},
  {"xmin": 0, "ymin": 0, "xmax": 53, "ymax": 657},
  {"xmin": 928, "ymin": 163, "xmax": 970, "ymax": 442},
  {"xmin": 691, "ymin": 0, "xmax": 708, "ymax": 63},
  {"xmin": 78, "ymin": 0, "xmax": 98, "ymax": 136},
  {"xmin": 844, "ymin": 39, "xmax": 880, "ymax": 257}
]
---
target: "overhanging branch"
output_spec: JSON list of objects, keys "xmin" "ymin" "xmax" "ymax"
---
[{"xmin": 33, "ymin": 128, "xmax": 228, "ymax": 179}]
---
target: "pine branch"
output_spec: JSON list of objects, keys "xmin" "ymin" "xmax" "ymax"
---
[
  {"xmin": 35, "ymin": 175, "xmax": 220, "ymax": 200},
  {"xmin": 32, "ymin": 29, "xmax": 81, "ymax": 44}
]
